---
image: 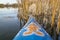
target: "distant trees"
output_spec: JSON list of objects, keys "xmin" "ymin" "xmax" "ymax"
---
[
  {"xmin": 0, "ymin": 3, "xmax": 18, "ymax": 8},
  {"xmin": 0, "ymin": 4, "xmax": 5, "ymax": 8}
]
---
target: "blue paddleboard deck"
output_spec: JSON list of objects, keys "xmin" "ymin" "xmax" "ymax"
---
[{"xmin": 13, "ymin": 16, "xmax": 52, "ymax": 40}]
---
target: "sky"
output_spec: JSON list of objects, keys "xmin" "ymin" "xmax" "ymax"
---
[{"xmin": 0, "ymin": 0, "xmax": 17, "ymax": 4}]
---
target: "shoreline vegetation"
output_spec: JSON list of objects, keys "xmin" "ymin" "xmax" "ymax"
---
[{"xmin": 0, "ymin": 3, "xmax": 18, "ymax": 8}]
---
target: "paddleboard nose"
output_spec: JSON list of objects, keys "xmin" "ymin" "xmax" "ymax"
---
[{"xmin": 13, "ymin": 16, "xmax": 53, "ymax": 40}]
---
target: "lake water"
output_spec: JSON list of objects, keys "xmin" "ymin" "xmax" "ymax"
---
[{"xmin": 0, "ymin": 8, "xmax": 20, "ymax": 40}]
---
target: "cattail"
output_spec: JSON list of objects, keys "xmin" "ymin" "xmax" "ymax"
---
[
  {"xmin": 39, "ymin": 0, "xmax": 42, "ymax": 14},
  {"xmin": 50, "ymin": 0, "xmax": 58, "ymax": 28},
  {"xmin": 57, "ymin": 11, "xmax": 60, "ymax": 34}
]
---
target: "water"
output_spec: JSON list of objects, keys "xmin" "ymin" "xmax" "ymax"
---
[{"xmin": 0, "ymin": 8, "xmax": 20, "ymax": 40}]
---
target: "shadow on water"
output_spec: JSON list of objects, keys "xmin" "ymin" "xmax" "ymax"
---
[{"xmin": 0, "ymin": 7, "xmax": 21, "ymax": 40}]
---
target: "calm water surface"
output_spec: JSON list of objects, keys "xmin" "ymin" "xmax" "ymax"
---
[{"xmin": 0, "ymin": 8, "xmax": 20, "ymax": 40}]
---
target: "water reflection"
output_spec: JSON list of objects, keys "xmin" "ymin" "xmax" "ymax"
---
[{"xmin": 0, "ymin": 8, "xmax": 20, "ymax": 40}]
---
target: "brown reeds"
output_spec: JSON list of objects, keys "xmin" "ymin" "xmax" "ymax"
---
[{"xmin": 17, "ymin": 0, "xmax": 60, "ymax": 34}]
